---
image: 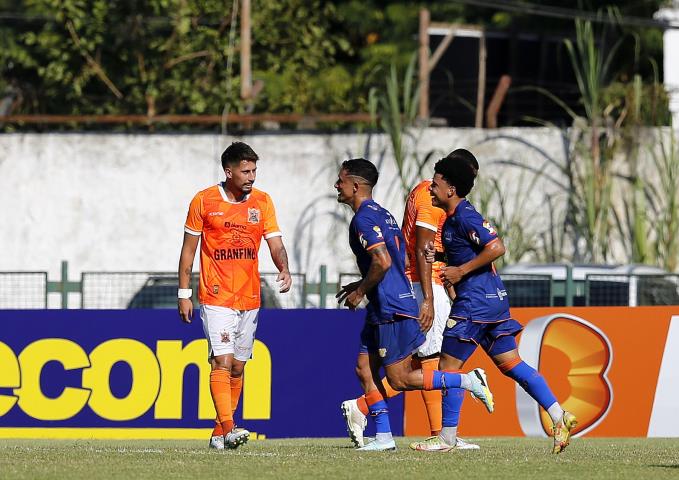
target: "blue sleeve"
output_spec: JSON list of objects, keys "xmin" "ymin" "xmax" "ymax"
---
[
  {"xmin": 354, "ymin": 211, "xmax": 386, "ymax": 251},
  {"xmin": 460, "ymin": 209, "xmax": 498, "ymax": 247}
]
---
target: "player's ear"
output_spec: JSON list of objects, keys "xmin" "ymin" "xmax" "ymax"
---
[{"xmin": 225, "ymin": 168, "xmax": 232, "ymax": 179}]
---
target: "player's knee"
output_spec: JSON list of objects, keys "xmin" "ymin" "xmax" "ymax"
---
[
  {"xmin": 386, "ymin": 375, "xmax": 408, "ymax": 392},
  {"xmin": 230, "ymin": 364, "xmax": 245, "ymax": 377},
  {"xmin": 212, "ymin": 358, "xmax": 231, "ymax": 372}
]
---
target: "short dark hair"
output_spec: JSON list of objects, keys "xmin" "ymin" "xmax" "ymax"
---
[
  {"xmin": 221, "ymin": 142, "xmax": 259, "ymax": 168},
  {"xmin": 341, "ymin": 158, "xmax": 379, "ymax": 187},
  {"xmin": 434, "ymin": 148, "xmax": 479, "ymax": 197}
]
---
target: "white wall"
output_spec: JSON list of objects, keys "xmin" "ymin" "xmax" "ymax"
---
[{"xmin": 0, "ymin": 128, "xmax": 572, "ymax": 293}]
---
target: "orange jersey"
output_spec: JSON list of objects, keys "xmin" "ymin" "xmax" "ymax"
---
[
  {"xmin": 401, "ymin": 180, "xmax": 445, "ymax": 284},
  {"xmin": 184, "ymin": 185, "xmax": 281, "ymax": 310}
]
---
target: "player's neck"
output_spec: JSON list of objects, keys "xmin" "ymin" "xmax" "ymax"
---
[
  {"xmin": 222, "ymin": 181, "xmax": 249, "ymax": 202},
  {"xmin": 350, "ymin": 194, "xmax": 371, "ymax": 212},
  {"xmin": 445, "ymin": 196, "xmax": 464, "ymax": 215}
]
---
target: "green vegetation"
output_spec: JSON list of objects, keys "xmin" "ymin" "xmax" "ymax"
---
[
  {"xmin": 0, "ymin": 0, "xmax": 668, "ymax": 128},
  {"xmin": 1, "ymin": 437, "xmax": 678, "ymax": 479}
]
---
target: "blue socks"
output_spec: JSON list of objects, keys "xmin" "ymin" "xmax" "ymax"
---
[
  {"xmin": 368, "ymin": 399, "xmax": 391, "ymax": 434},
  {"xmin": 504, "ymin": 361, "xmax": 558, "ymax": 411},
  {"xmin": 431, "ymin": 371, "xmax": 462, "ymax": 390}
]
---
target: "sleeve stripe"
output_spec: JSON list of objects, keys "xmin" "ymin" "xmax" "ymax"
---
[
  {"xmin": 264, "ymin": 231, "xmax": 283, "ymax": 240},
  {"xmin": 366, "ymin": 241, "xmax": 386, "ymax": 251},
  {"xmin": 184, "ymin": 226, "xmax": 201, "ymax": 236},
  {"xmin": 415, "ymin": 221, "xmax": 438, "ymax": 232}
]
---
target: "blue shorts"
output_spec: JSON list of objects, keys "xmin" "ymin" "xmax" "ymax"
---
[
  {"xmin": 441, "ymin": 317, "xmax": 523, "ymax": 361},
  {"xmin": 359, "ymin": 316, "xmax": 426, "ymax": 366}
]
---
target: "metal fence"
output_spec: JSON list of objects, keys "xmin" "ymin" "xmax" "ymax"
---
[
  {"xmin": 0, "ymin": 272, "xmax": 48, "ymax": 309},
  {"xmin": 502, "ymin": 274, "xmax": 554, "ymax": 307},
  {"xmin": 585, "ymin": 274, "xmax": 679, "ymax": 307},
  {"xmin": 80, "ymin": 271, "xmax": 307, "ymax": 309},
  {"xmin": 2, "ymin": 268, "xmax": 679, "ymax": 309}
]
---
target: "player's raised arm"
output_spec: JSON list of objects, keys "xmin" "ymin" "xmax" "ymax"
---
[
  {"xmin": 266, "ymin": 235, "xmax": 292, "ymax": 293},
  {"xmin": 177, "ymin": 232, "xmax": 200, "ymax": 323}
]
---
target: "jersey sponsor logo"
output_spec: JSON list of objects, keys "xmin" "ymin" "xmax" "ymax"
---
[
  {"xmin": 359, "ymin": 233, "xmax": 368, "ymax": 248},
  {"xmin": 372, "ymin": 226, "xmax": 383, "ymax": 238},
  {"xmin": 469, "ymin": 230, "xmax": 480, "ymax": 245},
  {"xmin": 224, "ymin": 221, "xmax": 247, "ymax": 230},
  {"xmin": 385, "ymin": 216, "xmax": 398, "ymax": 227},
  {"xmin": 209, "ymin": 211, "xmax": 224, "ymax": 216},
  {"xmin": 214, "ymin": 248, "xmax": 257, "ymax": 260},
  {"xmin": 248, "ymin": 208, "xmax": 260, "ymax": 224},
  {"xmin": 482, "ymin": 220, "xmax": 496, "ymax": 235}
]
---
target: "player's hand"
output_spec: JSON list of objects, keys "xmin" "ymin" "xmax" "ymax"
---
[
  {"xmin": 178, "ymin": 298, "xmax": 193, "ymax": 324},
  {"xmin": 418, "ymin": 297, "xmax": 434, "ymax": 332},
  {"xmin": 336, "ymin": 281, "xmax": 361, "ymax": 307},
  {"xmin": 277, "ymin": 270, "xmax": 292, "ymax": 293},
  {"xmin": 440, "ymin": 266, "xmax": 465, "ymax": 285},
  {"xmin": 424, "ymin": 241, "xmax": 436, "ymax": 263},
  {"xmin": 343, "ymin": 289, "xmax": 365, "ymax": 310}
]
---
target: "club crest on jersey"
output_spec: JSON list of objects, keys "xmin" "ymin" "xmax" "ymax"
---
[
  {"xmin": 469, "ymin": 230, "xmax": 481, "ymax": 245},
  {"xmin": 482, "ymin": 220, "xmax": 496, "ymax": 235},
  {"xmin": 248, "ymin": 208, "xmax": 260, "ymax": 224},
  {"xmin": 378, "ymin": 348, "xmax": 387, "ymax": 358},
  {"xmin": 447, "ymin": 318, "xmax": 457, "ymax": 329},
  {"xmin": 372, "ymin": 226, "xmax": 383, "ymax": 238}
]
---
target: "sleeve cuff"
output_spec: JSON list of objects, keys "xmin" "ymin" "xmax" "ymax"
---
[
  {"xmin": 184, "ymin": 226, "xmax": 201, "ymax": 236},
  {"xmin": 264, "ymin": 231, "xmax": 283, "ymax": 240},
  {"xmin": 415, "ymin": 221, "xmax": 438, "ymax": 233}
]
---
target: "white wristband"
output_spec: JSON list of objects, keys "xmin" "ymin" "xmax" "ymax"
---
[{"xmin": 178, "ymin": 288, "xmax": 192, "ymax": 299}]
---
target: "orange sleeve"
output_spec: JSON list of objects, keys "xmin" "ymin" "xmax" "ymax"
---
[
  {"xmin": 262, "ymin": 193, "xmax": 282, "ymax": 239},
  {"xmin": 414, "ymin": 184, "xmax": 439, "ymax": 232},
  {"xmin": 184, "ymin": 192, "xmax": 204, "ymax": 236}
]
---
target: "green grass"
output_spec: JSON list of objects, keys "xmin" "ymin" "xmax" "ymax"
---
[{"xmin": 1, "ymin": 437, "xmax": 678, "ymax": 480}]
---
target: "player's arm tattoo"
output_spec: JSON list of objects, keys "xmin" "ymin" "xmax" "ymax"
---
[
  {"xmin": 272, "ymin": 244, "xmax": 290, "ymax": 273},
  {"xmin": 358, "ymin": 244, "xmax": 391, "ymax": 295}
]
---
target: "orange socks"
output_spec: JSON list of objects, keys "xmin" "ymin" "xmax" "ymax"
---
[
  {"xmin": 380, "ymin": 376, "xmax": 400, "ymax": 399},
  {"xmin": 230, "ymin": 374, "xmax": 243, "ymax": 415},
  {"xmin": 210, "ymin": 369, "xmax": 234, "ymax": 434},
  {"xmin": 420, "ymin": 358, "xmax": 443, "ymax": 435}
]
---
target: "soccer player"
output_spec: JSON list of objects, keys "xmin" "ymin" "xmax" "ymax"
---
[
  {"xmin": 177, "ymin": 141, "xmax": 292, "ymax": 450},
  {"xmin": 340, "ymin": 178, "xmax": 478, "ymax": 450},
  {"xmin": 335, "ymin": 158, "xmax": 494, "ymax": 451},
  {"xmin": 410, "ymin": 149, "xmax": 577, "ymax": 454}
]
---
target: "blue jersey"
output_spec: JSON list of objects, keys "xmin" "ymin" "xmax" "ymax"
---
[
  {"xmin": 442, "ymin": 199, "xmax": 510, "ymax": 321},
  {"xmin": 349, "ymin": 199, "xmax": 418, "ymax": 324}
]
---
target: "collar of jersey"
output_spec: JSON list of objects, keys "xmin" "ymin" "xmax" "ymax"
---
[{"xmin": 218, "ymin": 183, "xmax": 251, "ymax": 204}]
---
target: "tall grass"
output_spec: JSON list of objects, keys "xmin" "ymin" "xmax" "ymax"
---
[{"xmin": 369, "ymin": 54, "xmax": 439, "ymax": 201}]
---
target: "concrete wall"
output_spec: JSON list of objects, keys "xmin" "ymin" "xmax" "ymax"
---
[{"xmin": 0, "ymin": 129, "xmax": 575, "ymax": 286}]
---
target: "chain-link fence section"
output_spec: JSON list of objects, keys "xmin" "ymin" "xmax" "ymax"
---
[
  {"xmin": 81, "ymin": 271, "xmax": 305, "ymax": 309},
  {"xmin": 501, "ymin": 274, "xmax": 553, "ymax": 307},
  {"xmin": 259, "ymin": 272, "xmax": 307, "ymax": 308},
  {"xmin": 585, "ymin": 274, "xmax": 679, "ymax": 306},
  {"xmin": 0, "ymin": 272, "xmax": 48, "ymax": 309}
]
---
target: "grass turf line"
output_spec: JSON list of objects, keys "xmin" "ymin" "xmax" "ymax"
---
[{"xmin": 1, "ymin": 437, "xmax": 678, "ymax": 480}]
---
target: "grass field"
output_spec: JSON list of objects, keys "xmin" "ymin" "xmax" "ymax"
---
[{"xmin": 2, "ymin": 437, "xmax": 678, "ymax": 480}]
